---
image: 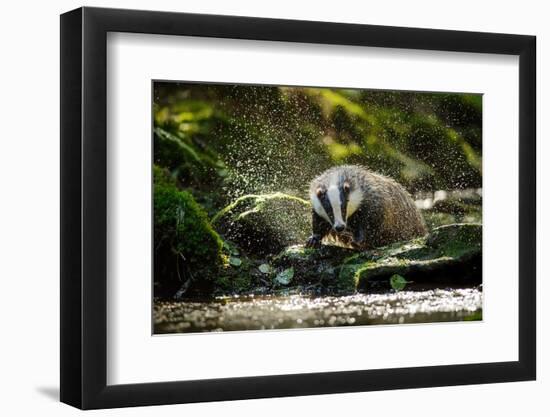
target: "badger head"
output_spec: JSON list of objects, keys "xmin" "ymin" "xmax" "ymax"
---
[{"xmin": 310, "ymin": 174, "xmax": 363, "ymax": 233}]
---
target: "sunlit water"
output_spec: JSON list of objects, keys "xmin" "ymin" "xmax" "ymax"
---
[{"xmin": 154, "ymin": 287, "xmax": 482, "ymax": 334}]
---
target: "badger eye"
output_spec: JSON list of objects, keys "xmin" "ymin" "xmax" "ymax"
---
[
  {"xmin": 343, "ymin": 182, "xmax": 350, "ymax": 194},
  {"xmin": 316, "ymin": 188, "xmax": 325, "ymax": 198}
]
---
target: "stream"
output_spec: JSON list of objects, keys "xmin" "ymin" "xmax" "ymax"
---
[{"xmin": 154, "ymin": 285, "xmax": 482, "ymax": 334}]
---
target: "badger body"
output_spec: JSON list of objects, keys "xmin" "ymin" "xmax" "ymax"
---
[{"xmin": 307, "ymin": 165, "xmax": 427, "ymax": 249}]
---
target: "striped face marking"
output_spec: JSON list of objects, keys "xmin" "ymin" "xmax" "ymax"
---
[
  {"xmin": 327, "ymin": 185, "xmax": 346, "ymax": 229},
  {"xmin": 311, "ymin": 174, "xmax": 359, "ymax": 231},
  {"xmin": 347, "ymin": 188, "xmax": 363, "ymax": 218},
  {"xmin": 311, "ymin": 188, "xmax": 333, "ymax": 225}
]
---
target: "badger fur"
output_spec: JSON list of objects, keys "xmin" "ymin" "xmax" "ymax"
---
[{"xmin": 306, "ymin": 165, "xmax": 427, "ymax": 249}]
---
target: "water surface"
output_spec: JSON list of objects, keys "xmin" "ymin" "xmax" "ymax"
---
[{"xmin": 154, "ymin": 287, "xmax": 482, "ymax": 334}]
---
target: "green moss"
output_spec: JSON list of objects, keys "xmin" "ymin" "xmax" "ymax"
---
[
  {"xmin": 337, "ymin": 263, "xmax": 365, "ymax": 293},
  {"xmin": 153, "ymin": 164, "xmax": 177, "ymax": 187},
  {"xmin": 214, "ymin": 248, "xmax": 261, "ymax": 294},
  {"xmin": 215, "ymin": 269, "xmax": 254, "ymax": 294},
  {"xmin": 211, "ymin": 192, "xmax": 310, "ymax": 224},
  {"xmin": 273, "ymin": 244, "xmax": 316, "ymax": 263},
  {"xmin": 428, "ymin": 223, "xmax": 482, "ymax": 258},
  {"xmin": 192, "ymin": 222, "xmax": 482, "ymax": 296},
  {"xmin": 335, "ymin": 224, "xmax": 482, "ymax": 291},
  {"xmin": 212, "ymin": 193, "xmax": 311, "ymax": 256},
  {"xmin": 153, "ymin": 177, "xmax": 223, "ymax": 292},
  {"xmin": 423, "ymin": 211, "xmax": 457, "ymax": 229},
  {"xmin": 155, "ymin": 185, "xmax": 222, "ymax": 265}
]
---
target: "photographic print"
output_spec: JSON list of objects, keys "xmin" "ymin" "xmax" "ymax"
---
[{"xmin": 152, "ymin": 82, "xmax": 482, "ymax": 334}]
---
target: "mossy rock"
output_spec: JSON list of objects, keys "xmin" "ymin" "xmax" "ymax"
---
[
  {"xmin": 212, "ymin": 193, "xmax": 311, "ymax": 256},
  {"xmin": 272, "ymin": 244, "xmax": 359, "ymax": 294},
  {"xmin": 349, "ymin": 223, "xmax": 481, "ymax": 290},
  {"xmin": 273, "ymin": 243, "xmax": 353, "ymax": 265},
  {"xmin": 422, "ymin": 211, "xmax": 458, "ymax": 229},
  {"xmin": 271, "ymin": 223, "xmax": 482, "ymax": 294},
  {"xmin": 153, "ymin": 168, "xmax": 223, "ymax": 295},
  {"xmin": 427, "ymin": 223, "xmax": 481, "ymax": 256},
  {"xmin": 337, "ymin": 263, "xmax": 370, "ymax": 293}
]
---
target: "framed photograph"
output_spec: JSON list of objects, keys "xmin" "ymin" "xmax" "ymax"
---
[{"xmin": 60, "ymin": 7, "xmax": 536, "ymax": 409}]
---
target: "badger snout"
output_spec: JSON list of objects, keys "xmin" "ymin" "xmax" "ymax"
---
[{"xmin": 334, "ymin": 223, "xmax": 346, "ymax": 233}]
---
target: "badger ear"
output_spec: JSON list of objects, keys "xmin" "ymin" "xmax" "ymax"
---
[
  {"xmin": 343, "ymin": 181, "xmax": 351, "ymax": 193},
  {"xmin": 316, "ymin": 187, "xmax": 325, "ymax": 198}
]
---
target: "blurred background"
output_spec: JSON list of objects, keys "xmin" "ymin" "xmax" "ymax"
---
[{"xmin": 153, "ymin": 82, "xmax": 482, "ymax": 218}]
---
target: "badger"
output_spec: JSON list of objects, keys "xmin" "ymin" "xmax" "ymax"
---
[{"xmin": 306, "ymin": 165, "xmax": 427, "ymax": 249}]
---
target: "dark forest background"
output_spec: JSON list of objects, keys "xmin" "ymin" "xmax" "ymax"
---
[{"xmin": 152, "ymin": 82, "xmax": 482, "ymax": 296}]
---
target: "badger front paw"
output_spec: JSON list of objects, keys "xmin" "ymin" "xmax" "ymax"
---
[
  {"xmin": 351, "ymin": 230, "xmax": 367, "ymax": 250},
  {"xmin": 305, "ymin": 234, "xmax": 322, "ymax": 248}
]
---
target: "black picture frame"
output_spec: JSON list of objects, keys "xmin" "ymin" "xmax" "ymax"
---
[{"xmin": 60, "ymin": 6, "xmax": 536, "ymax": 410}]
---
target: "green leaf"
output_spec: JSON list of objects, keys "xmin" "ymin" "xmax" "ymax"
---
[
  {"xmin": 258, "ymin": 264, "xmax": 271, "ymax": 274},
  {"xmin": 223, "ymin": 241, "xmax": 240, "ymax": 256},
  {"xmin": 390, "ymin": 274, "xmax": 408, "ymax": 291},
  {"xmin": 154, "ymin": 127, "xmax": 202, "ymax": 164},
  {"xmin": 275, "ymin": 267, "xmax": 294, "ymax": 285},
  {"xmin": 229, "ymin": 257, "xmax": 242, "ymax": 267}
]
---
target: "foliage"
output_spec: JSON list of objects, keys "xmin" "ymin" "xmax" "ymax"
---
[
  {"xmin": 390, "ymin": 274, "xmax": 409, "ymax": 291},
  {"xmin": 229, "ymin": 256, "xmax": 242, "ymax": 267},
  {"xmin": 274, "ymin": 267, "xmax": 294, "ymax": 286},
  {"xmin": 153, "ymin": 166, "xmax": 223, "ymax": 294},
  {"xmin": 154, "ymin": 83, "xmax": 482, "ymax": 197}
]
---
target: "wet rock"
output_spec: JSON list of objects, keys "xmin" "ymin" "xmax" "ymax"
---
[
  {"xmin": 212, "ymin": 193, "xmax": 311, "ymax": 256},
  {"xmin": 272, "ymin": 223, "xmax": 482, "ymax": 294},
  {"xmin": 272, "ymin": 244, "xmax": 357, "ymax": 293},
  {"xmin": 170, "ymin": 222, "xmax": 482, "ymax": 297}
]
